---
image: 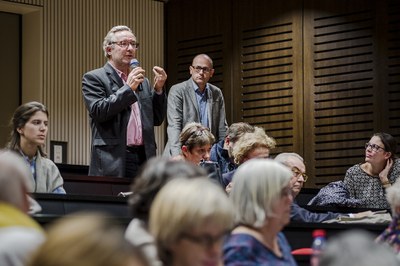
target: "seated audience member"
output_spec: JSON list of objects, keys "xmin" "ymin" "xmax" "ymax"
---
[
  {"xmin": 275, "ymin": 153, "xmax": 372, "ymax": 222},
  {"xmin": 376, "ymin": 178, "xmax": 400, "ymax": 258},
  {"xmin": 126, "ymin": 157, "xmax": 207, "ymax": 266},
  {"xmin": 7, "ymin": 102, "xmax": 66, "ymax": 194},
  {"xmin": 223, "ymin": 159, "xmax": 296, "ymax": 265},
  {"xmin": 29, "ymin": 212, "xmax": 149, "ymax": 266},
  {"xmin": 0, "ymin": 150, "xmax": 45, "ymax": 266},
  {"xmin": 275, "ymin": 152, "xmax": 344, "ymax": 222},
  {"xmin": 320, "ymin": 230, "xmax": 399, "ymax": 266},
  {"xmin": 177, "ymin": 122, "xmax": 222, "ymax": 184},
  {"xmin": 176, "ymin": 122, "xmax": 215, "ymax": 165},
  {"xmin": 150, "ymin": 178, "xmax": 234, "ymax": 266},
  {"xmin": 344, "ymin": 132, "xmax": 400, "ymax": 209},
  {"xmin": 209, "ymin": 122, "xmax": 254, "ymax": 174},
  {"xmin": 223, "ymin": 126, "xmax": 276, "ymax": 189}
]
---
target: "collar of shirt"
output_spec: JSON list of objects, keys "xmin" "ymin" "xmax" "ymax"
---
[
  {"xmin": 108, "ymin": 62, "xmax": 128, "ymax": 82},
  {"xmin": 191, "ymin": 78, "xmax": 209, "ymax": 95}
]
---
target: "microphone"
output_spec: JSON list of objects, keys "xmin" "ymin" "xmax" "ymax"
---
[
  {"xmin": 130, "ymin": 59, "xmax": 142, "ymax": 91},
  {"xmin": 130, "ymin": 58, "xmax": 140, "ymax": 69}
]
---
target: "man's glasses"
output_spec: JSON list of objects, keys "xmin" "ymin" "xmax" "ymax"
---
[
  {"xmin": 191, "ymin": 65, "xmax": 212, "ymax": 73},
  {"xmin": 365, "ymin": 143, "xmax": 385, "ymax": 152},
  {"xmin": 291, "ymin": 167, "xmax": 308, "ymax": 182},
  {"xmin": 110, "ymin": 41, "xmax": 139, "ymax": 49},
  {"xmin": 180, "ymin": 231, "xmax": 229, "ymax": 249}
]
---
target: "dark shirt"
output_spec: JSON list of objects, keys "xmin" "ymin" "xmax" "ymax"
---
[
  {"xmin": 223, "ymin": 232, "xmax": 297, "ymax": 266},
  {"xmin": 290, "ymin": 201, "xmax": 342, "ymax": 223},
  {"xmin": 222, "ymin": 169, "xmax": 237, "ymax": 188},
  {"xmin": 209, "ymin": 140, "xmax": 237, "ymax": 175}
]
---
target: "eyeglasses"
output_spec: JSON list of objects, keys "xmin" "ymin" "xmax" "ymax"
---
[
  {"xmin": 191, "ymin": 65, "xmax": 212, "ymax": 73},
  {"xmin": 180, "ymin": 231, "xmax": 229, "ymax": 249},
  {"xmin": 365, "ymin": 143, "xmax": 385, "ymax": 152},
  {"xmin": 110, "ymin": 40, "xmax": 139, "ymax": 49},
  {"xmin": 291, "ymin": 167, "xmax": 308, "ymax": 182}
]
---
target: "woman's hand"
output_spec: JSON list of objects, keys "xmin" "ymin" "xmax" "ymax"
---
[{"xmin": 379, "ymin": 158, "xmax": 393, "ymax": 185}]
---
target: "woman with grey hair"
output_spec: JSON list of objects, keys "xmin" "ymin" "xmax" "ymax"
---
[
  {"xmin": 223, "ymin": 159, "xmax": 296, "ymax": 265},
  {"xmin": 149, "ymin": 178, "xmax": 234, "ymax": 266},
  {"xmin": 376, "ymin": 178, "xmax": 400, "ymax": 258}
]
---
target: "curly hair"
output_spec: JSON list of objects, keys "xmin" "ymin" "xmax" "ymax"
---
[{"xmin": 232, "ymin": 126, "xmax": 276, "ymax": 164}]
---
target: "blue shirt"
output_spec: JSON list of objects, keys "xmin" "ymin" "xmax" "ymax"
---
[
  {"xmin": 191, "ymin": 79, "xmax": 209, "ymax": 128},
  {"xmin": 223, "ymin": 232, "xmax": 297, "ymax": 266}
]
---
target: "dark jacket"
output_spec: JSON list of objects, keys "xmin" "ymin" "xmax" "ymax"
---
[
  {"xmin": 209, "ymin": 139, "xmax": 237, "ymax": 175},
  {"xmin": 82, "ymin": 63, "xmax": 166, "ymax": 177},
  {"xmin": 290, "ymin": 201, "xmax": 342, "ymax": 223}
]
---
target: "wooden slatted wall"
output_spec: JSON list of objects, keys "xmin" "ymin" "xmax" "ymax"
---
[
  {"xmin": 240, "ymin": 22, "xmax": 296, "ymax": 154},
  {"xmin": 387, "ymin": 1, "xmax": 400, "ymax": 146},
  {"xmin": 307, "ymin": 7, "xmax": 376, "ymax": 184}
]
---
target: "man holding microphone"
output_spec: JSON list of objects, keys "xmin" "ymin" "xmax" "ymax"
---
[{"xmin": 82, "ymin": 25, "xmax": 167, "ymax": 178}]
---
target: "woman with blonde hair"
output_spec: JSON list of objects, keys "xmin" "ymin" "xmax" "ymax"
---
[
  {"xmin": 223, "ymin": 126, "xmax": 276, "ymax": 189},
  {"xmin": 223, "ymin": 159, "xmax": 296, "ymax": 265},
  {"xmin": 149, "ymin": 178, "xmax": 234, "ymax": 266},
  {"xmin": 29, "ymin": 212, "xmax": 149, "ymax": 266}
]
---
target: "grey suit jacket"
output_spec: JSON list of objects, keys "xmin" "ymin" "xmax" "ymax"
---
[
  {"xmin": 82, "ymin": 63, "xmax": 166, "ymax": 177},
  {"xmin": 163, "ymin": 78, "xmax": 227, "ymax": 157}
]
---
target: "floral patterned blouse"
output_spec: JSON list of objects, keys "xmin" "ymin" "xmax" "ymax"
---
[{"xmin": 343, "ymin": 158, "xmax": 400, "ymax": 209}]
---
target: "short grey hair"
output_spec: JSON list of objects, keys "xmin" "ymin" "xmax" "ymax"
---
[
  {"xmin": 320, "ymin": 230, "xmax": 399, "ymax": 266},
  {"xmin": 386, "ymin": 178, "xmax": 400, "ymax": 214},
  {"xmin": 102, "ymin": 25, "xmax": 134, "ymax": 58},
  {"xmin": 230, "ymin": 159, "xmax": 292, "ymax": 228},
  {"xmin": 274, "ymin": 152, "xmax": 304, "ymax": 166}
]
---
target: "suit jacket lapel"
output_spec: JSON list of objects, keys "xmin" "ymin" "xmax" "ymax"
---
[
  {"xmin": 104, "ymin": 63, "xmax": 124, "ymax": 90},
  {"xmin": 187, "ymin": 79, "xmax": 200, "ymax": 118},
  {"xmin": 206, "ymin": 86, "xmax": 213, "ymax": 128}
]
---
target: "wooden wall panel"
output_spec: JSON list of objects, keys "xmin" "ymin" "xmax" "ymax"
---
[
  {"xmin": 304, "ymin": 0, "xmax": 400, "ymax": 185},
  {"xmin": 387, "ymin": 1, "xmax": 400, "ymax": 147},
  {"xmin": 232, "ymin": 0, "xmax": 304, "ymax": 155}
]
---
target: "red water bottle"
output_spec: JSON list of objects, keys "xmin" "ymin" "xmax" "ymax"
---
[{"xmin": 310, "ymin": 229, "xmax": 326, "ymax": 266}]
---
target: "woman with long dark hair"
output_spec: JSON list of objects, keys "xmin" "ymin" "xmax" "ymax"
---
[
  {"xmin": 344, "ymin": 132, "xmax": 399, "ymax": 209},
  {"xmin": 7, "ymin": 101, "xmax": 65, "ymax": 193}
]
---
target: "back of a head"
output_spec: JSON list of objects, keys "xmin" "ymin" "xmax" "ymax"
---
[
  {"xmin": 385, "ymin": 178, "xmax": 400, "ymax": 214},
  {"xmin": 28, "ymin": 212, "xmax": 149, "ymax": 266},
  {"xmin": 149, "ymin": 178, "xmax": 234, "ymax": 264},
  {"xmin": 320, "ymin": 230, "xmax": 399, "ymax": 266},
  {"xmin": 0, "ymin": 150, "xmax": 32, "ymax": 211},
  {"xmin": 129, "ymin": 157, "xmax": 207, "ymax": 220},
  {"xmin": 226, "ymin": 122, "xmax": 254, "ymax": 143},
  {"xmin": 232, "ymin": 127, "xmax": 276, "ymax": 164},
  {"xmin": 230, "ymin": 159, "xmax": 292, "ymax": 228}
]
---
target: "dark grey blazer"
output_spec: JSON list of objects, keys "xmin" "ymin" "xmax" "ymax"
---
[
  {"xmin": 82, "ymin": 63, "xmax": 166, "ymax": 177},
  {"xmin": 163, "ymin": 78, "xmax": 227, "ymax": 157}
]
